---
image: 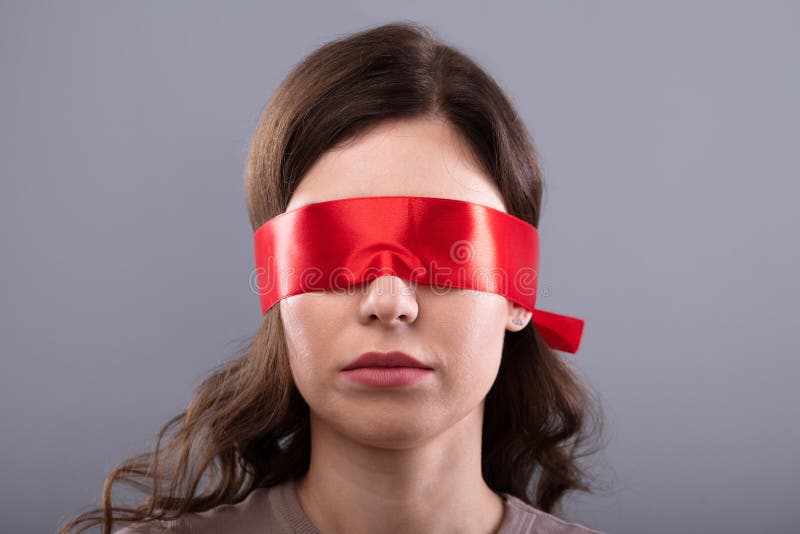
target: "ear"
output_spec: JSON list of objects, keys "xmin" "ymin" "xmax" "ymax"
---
[{"xmin": 505, "ymin": 300, "xmax": 533, "ymax": 332}]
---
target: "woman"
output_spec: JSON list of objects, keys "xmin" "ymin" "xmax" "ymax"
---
[{"xmin": 59, "ymin": 21, "xmax": 607, "ymax": 534}]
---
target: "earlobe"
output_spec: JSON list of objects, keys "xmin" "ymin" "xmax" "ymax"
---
[{"xmin": 506, "ymin": 304, "xmax": 533, "ymax": 332}]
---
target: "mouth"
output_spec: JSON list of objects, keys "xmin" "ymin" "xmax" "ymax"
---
[
  {"xmin": 339, "ymin": 351, "xmax": 435, "ymax": 387},
  {"xmin": 341, "ymin": 351, "xmax": 433, "ymax": 371},
  {"xmin": 340, "ymin": 367, "xmax": 433, "ymax": 387}
]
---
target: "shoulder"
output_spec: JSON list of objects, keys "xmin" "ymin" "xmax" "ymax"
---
[
  {"xmin": 115, "ymin": 524, "xmax": 167, "ymax": 534},
  {"xmin": 499, "ymin": 493, "xmax": 607, "ymax": 534},
  {"xmin": 114, "ymin": 521, "xmax": 169, "ymax": 534},
  {"xmin": 113, "ymin": 486, "xmax": 276, "ymax": 534}
]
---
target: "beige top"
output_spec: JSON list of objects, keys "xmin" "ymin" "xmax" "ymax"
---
[{"xmin": 118, "ymin": 478, "xmax": 605, "ymax": 533}]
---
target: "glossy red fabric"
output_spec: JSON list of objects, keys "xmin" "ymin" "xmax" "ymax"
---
[{"xmin": 253, "ymin": 196, "xmax": 584, "ymax": 353}]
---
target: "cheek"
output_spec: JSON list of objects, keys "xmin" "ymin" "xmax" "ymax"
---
[
  {"xmin": 279, "ymin": 295, "xmax": 341, "ymax": 385},
  {"xmin": 430, "ymin": 291, "xmax": 508, "ymax": 394}
]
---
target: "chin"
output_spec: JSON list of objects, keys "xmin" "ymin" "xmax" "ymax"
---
[{"xmin": 337, "ymin": 414, "xmax": 442, "ymax": 448}]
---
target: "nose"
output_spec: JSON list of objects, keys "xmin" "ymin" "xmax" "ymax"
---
[{"xmin": 358, "ymin": 274, "xmax": 419, "ymax": 327}]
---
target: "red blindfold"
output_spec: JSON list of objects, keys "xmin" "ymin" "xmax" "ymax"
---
[{"xmin": 253, "ymin": 195, "xmax": 584, "ymax": 353}]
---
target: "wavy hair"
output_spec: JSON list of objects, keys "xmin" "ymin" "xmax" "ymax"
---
[{"xmin": 59, "ymin": 20, "xmax": 607, "ymax": 534}]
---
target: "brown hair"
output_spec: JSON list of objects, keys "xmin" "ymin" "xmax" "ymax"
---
[{"xmin": 59, "ymin": 20, "xmax": 607, "ymax": 534}]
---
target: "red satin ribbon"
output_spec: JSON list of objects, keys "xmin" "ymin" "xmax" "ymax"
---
[{"xmin": 253, "ymin": 196, "xmax": 584, "ymax": 353}]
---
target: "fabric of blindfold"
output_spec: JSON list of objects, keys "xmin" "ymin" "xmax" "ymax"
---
[{"xmin": 252, "ymin": 195, "xmax": 585, "ymax": 354}]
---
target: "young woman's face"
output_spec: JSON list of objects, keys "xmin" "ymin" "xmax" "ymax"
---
[{"xmin": 279, "ymin": 116, "xmax": 532, "ymax": 448}]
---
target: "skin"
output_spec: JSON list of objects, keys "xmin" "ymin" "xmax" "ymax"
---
[{"xmin": 279, "ymin": 115, "xmax": 533, "ymax": 534}]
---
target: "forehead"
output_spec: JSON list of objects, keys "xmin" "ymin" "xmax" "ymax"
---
[{"xmin": 285, "ymin": 116, "xmax": 507, "ymax": 214}]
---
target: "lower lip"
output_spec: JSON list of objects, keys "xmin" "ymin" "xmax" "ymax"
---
[{"xmin": 340, "ymin": 367, "xmax": 434, "ymax": 387}]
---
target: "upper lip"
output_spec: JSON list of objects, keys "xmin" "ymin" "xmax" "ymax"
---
[{"xmin": 341, "ymin": 351, "xmax": 433, "ymax": 371}]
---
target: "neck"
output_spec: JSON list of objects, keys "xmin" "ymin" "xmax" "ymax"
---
[{"xmin": 294, "ymin": 402, "xmax": 506, "ymax": 534}]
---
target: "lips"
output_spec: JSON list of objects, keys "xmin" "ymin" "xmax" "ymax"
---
[{"xmin": 341, "ymin": 351, "xmax": 432, "ymax": 371}]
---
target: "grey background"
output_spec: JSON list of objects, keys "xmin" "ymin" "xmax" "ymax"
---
[{"xmin": 2, "ymin": 1, "xmax": 798, "ymax": 533}]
